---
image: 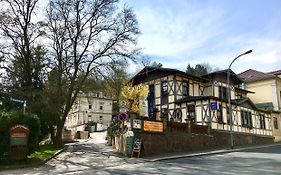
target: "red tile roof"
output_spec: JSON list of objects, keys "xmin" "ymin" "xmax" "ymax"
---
[{"xmin": 238, "ymin": 69, "xmax": 275, "ymax": 82}]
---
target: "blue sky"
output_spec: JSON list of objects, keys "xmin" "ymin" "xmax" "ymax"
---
[{"xmin": 122, "ymin": 0, "xmax": 281, "ymax": 74}]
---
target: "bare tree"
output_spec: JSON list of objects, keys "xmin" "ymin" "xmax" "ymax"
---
[
  {"xmin": 45, "ymin": 0, "xmax": 140, "ymax": 146},
  {"xmin": 0, "ymin": 0, "xmax": 46, "ymax": 106}
]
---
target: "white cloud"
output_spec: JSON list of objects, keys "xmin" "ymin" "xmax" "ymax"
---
[
  {"xmin": 125, "ymin": 0, "xmax": 281, "ymax": 74},
  {"xmin": 135, "ymin": 2, "xmax": 225, "ymax": 58}
]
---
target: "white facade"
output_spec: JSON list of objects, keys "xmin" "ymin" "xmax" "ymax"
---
[
  {"xmin": 65, "ymin": 92, "xmax": 113, "ymax": 128},
  {"xmin": 131, "ymin": 67, "xmax": 273, "ymax": 137}
]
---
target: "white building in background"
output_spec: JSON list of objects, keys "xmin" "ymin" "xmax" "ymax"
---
[{"xmin": 65, "ymin": 91, "xmax": 113, "ymax": 129}]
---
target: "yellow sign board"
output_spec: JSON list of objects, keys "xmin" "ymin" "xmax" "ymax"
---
[{"xmin": 143, "ymin": 121, "xmax": 163, "ymax": 132}]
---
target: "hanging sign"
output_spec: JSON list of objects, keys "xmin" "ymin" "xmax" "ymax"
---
[{"xmin": 187, "ymin": 105, "xmax": 195, "ymax": 112}]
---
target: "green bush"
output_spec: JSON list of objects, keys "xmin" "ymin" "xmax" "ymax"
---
[{"xmin": 0, "ymin": 111, "xmax": 41, "ymax": 159}]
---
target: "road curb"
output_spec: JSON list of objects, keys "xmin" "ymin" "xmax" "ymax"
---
[{"xmin": 42, "ymin": 146, "xmax": 67, "ymax": 164}]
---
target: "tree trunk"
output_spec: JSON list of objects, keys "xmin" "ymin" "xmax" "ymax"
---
[
  {"xmin": 50, "ymin": 126, "xmax": 55, "ymax": 144},
  {"xmin": 54, "ymin": 124, "xmax": 63, "ymax": 148}
]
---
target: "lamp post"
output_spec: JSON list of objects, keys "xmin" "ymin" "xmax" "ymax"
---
[{"xmin": 228, "ymin": 50, "xmax": 252, "ymax": 149}]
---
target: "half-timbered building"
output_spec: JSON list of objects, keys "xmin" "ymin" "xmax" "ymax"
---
[{"xmin": 130, "ymin": 66, "xmax": 273, "ymax": 137}]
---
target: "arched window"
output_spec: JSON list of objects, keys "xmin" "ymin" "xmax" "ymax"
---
[{"xmin": 173, "ymin": 109, "xmax": 182, "ymax": 122}]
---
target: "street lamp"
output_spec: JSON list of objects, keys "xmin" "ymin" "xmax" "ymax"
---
[{"xmin": 228, "ymin": 50, "xmax": 252, "ymax": 149}]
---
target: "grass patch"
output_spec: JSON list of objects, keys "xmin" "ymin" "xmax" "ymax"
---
[{"xmin": 0, "ymin": 144, "xmax": 63, "ymax": 170}]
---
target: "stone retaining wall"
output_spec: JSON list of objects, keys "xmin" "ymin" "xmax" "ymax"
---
[
  {"xmin": 113, "ymin": 129, "xmax": 274, "ymax": 157},
  {"xmin": 131, "ymin": 130, "xmax": 273, "ymax": 156}
]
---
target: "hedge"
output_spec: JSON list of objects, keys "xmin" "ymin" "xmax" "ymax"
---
[{"xmin": 0, "ymin": 111, "xmax": 41, "ymax": 159}]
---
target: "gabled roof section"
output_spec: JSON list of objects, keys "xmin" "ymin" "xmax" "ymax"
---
[
  {"xmin": 202, "ymin": 69, "xmax": 243, "ymax": 85},
  {"xmin": 129, "ymin": 66, "xmax": 208, "ymax": 85},
  {"xmin": 238, "ymin": 69, "xmax": 275, "ymax": 83},
  {"xmin": 234, "ymin": 87, "xmax": 255, "ymax": 94},
  {"xmin": 231, "ymin": 97, "xmax": 270, "ymax": 113},
  {"xmin": 231, "ymin": 97, "xmax": 257, "ymax": 110},
  {"xmin": 255, "ymin": 102, "xmax": 274, "ymax": 111},
  {"xmin": 268, "ymin": 69, "xmax": 281, "ymax": 76}
]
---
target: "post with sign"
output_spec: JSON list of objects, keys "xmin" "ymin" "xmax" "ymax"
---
[{"xmin": 9, "ymin": 125, "xmax": 30, "ymax": 160}]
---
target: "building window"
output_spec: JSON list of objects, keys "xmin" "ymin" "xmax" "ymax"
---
[
  {"xmin": 99, "ymin": 116, "xmax": 103, "ymax": 120},
  {"xmin": 274, "ymin": 117, "xmax": 278, "ymax": 129},
  {"xmin": 89, "ymin": 104, "xmax": 92, "ymax": 109},
  {"xmin": 219, "ymin": 86, "xmax": 228, "ymax": 101},
  {"xmin": 260, "ymin": 115, "xmax": 266, "ymax": 129},
  {"xmin": 161, "ymin": 81, "xmax": 168, "ymax": 104},
  {"xmin": 227, "ymin": 107, "xmax": 231, "ymax": 125},
  {"xmin": 182, "ymin": 81, "xmax": 189, "ymax": 96},
  {"xmin": 187, "ymin": 105, "xmax": 196, "ymax": 123},
  {"xmin": 148, "ymin": 84, "xmax": 155, "ymax": 120},
  {"xmin": 217, "ymin": 104, "xmax": 223, "ymax": 124},
  {"xmin": 100, "ymin": 105, "xmax": 103, "ymax": 110},
  {"xmin": 161, "ymin": 108, "xmax": 168, "ymax": 120},
  {"xmin": 241, "ymin": 110, "xmax": 252, "ymax": 128},
  {"xmin": 173, "ymin": 109, "xmax": 182, "ymax": 122},
  {"xmin": 161, "ymin": 81, "xmax": 168, "ymax": 95}
]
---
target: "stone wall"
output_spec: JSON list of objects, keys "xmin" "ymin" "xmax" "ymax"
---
[
  {"xmin": 113, "ymin": 129, "xmax": 274, "ymax": 157},
  {"xmin": 133, "ymin": 130, "xmax": 274, "ymax": 156},
  {"xmin": 134, "ymin": 132, "xmax": 213, "ymax": 156},
  {"xmin": 211, "ymin": 130, "xmax": 274, "ymax": 148}
]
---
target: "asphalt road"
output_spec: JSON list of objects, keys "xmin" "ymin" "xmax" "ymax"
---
[
  {"xmin": 88, "ymin": 144, "xmax": 281, "ymax": 175},
  {"xmin": 1, "ymin": 132, "xmax": 281, "ymax": 175}
]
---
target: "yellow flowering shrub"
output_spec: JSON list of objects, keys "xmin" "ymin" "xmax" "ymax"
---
[{"xmin": 121, "ymin": 83, "xmax": 148, "ymax": 113}]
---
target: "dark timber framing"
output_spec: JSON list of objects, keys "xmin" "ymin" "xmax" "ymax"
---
[{"xmin": 130, "ymin": 67, "xmax": 273, "ymax": 136}]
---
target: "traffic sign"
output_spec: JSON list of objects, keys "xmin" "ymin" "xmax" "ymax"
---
[
  {"xmin": 118, "ymin": 113, "xmax": 127, "ymax": 121},
  {"xmin": 120, "ymin": 107, "xmax": 127, "ymax": 113},
  {"xmin": 120, "ymin": 100, "xmax": 126, "ymax": 107}
]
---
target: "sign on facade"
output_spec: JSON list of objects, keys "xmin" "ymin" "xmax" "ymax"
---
[
  {"xmin": 143, "ymin": 121, "xmax": 163, "ymax": 132},
  {"xmin": 187, "ymin": 105, "xmax": 195, "ymax": 112},
  {"xmin": 120, "ymin": 100, "xmax": 126, "ymax": 107},
  {"xmin": 119, "ymin": 107, "xmax": 127, "ymax": 113},
  {"xmin": 132, "ymin": 119, "xmax": 142, "ymax": 129},
  {"xmin": 210, "ymin": 102, "xmax": 219, "ymax": 110}
]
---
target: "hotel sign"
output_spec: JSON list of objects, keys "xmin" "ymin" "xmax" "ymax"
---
[{"xmin": 143, "ymin": 121, "xmax": 163, "ymax": 133}]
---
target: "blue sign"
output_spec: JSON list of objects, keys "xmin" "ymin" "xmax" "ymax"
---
[
  {"xmin": 118, "ymin": 113, "xmax": 127, "ymax": 121},
  {"xmin": 210, "ymin": 102, "xmax": 219, "ymax": 110}
]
